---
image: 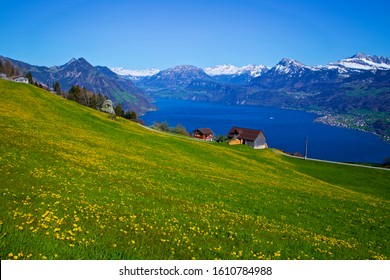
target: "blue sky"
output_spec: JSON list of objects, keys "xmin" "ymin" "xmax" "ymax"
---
[{"xmin": 1, "ymin": 0, "xmax": 389, "ymax": 69}]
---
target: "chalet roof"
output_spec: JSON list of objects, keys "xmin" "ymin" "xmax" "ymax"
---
[
  {"xmin": 227, "ymin": 126, "xmax": 264, "ymax": 141},
  {"xmin": 194, "ymin": 128, "xmax": 214, "ymax": 135}
]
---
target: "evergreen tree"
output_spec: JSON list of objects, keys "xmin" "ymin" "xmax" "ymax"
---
[
  {"xmin": 114, "ymin": 103, "xmax": 125, "ymax": 118},
  {"xmin": 123, "ymin": 111, "xmax": 131, "ymax": 119},
  {"xmin": 89, "ymin": 94, "xmax": 97, "ymax": 109},
  {"xmin": 53, "ymin": 81, "xmax": 61, "ymax": 95},
  {"xmin": 124, "ymin": 110, "xmax": 137, "ymax": 120},
  {"xmin": 25, "ymin": 72, "xmax": 34, "ymax": 84},
  {"xmin": 68, "ymin": 85, "xmax": 81, "ymax": 102}
]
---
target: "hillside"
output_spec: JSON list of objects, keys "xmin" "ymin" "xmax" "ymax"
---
[
  {"xmin": 0, "ymin": 56, "xmax": 155, "ymax": 114},
  {"xmin": 0, "ymin": 79, "xmax": 389, "ymax": 260}
]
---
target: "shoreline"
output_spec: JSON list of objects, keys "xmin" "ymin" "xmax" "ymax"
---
[{"xmin": 313, "ymin": 113, "xmax": 390, "ymax": 144}]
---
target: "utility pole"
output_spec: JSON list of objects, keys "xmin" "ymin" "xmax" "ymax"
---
[{"xmin": 304, "ymin": 137, "xmax": 308, "ymax": 160}]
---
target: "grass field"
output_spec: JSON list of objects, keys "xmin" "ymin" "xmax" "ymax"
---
[{"xmin": 0, "ymin": 79, "xmax": 389, "ymax": 260}]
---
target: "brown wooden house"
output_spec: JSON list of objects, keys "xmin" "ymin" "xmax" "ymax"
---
[
  {"xmin": 193, "ymin": 128, "xmax": 214, "ymax": 141},
  {"xmin": 227, "ymin": 126, "xmax": 267, "ymax": 149}
]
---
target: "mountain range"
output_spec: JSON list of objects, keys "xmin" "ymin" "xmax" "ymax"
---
[
  {"xmin": 0, "ymin": 56, "xmax": 155, "ymax": 114},
  {"xmin": 112, "ymin": 53, "xmax": 390, "ymax": 139},
  {"xmin": 1, "ymin": 53, "xmax": 389, "ymax": 139},
  {"xmin": 121, "ymin": 53, "xmax": 390, "ymax": 112}
]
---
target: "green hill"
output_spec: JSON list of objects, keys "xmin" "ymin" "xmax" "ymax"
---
[{"xmin": 0, "ymin": 79, "xmax": 389, "ymax": 260}]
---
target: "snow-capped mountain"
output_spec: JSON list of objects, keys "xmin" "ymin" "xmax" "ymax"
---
[
  {"xmin": 204, "ymin": 64, "xmax": 268, "ymax": 77},
  {"xmin": 203, "ymin": 64, "xmax": 269, "ymax": 84},
  {"xmin": 138, "ymin": 65, "xmax": 212, "ymax": 90},
  {"xmin": 111, "ymin": 67, "xmax": 160, "ymax": 77},
  {"xmin": 273, "ymin": 58, "xmax": 316, "ymax": 74},
  {"xmin": 326, "ymin": 53, "xmax": 390, "ymax": 72}
]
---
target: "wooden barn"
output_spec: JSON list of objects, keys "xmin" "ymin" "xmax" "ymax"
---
[
  {"xmin": 227, "ymin": 126, "xmax": 267, "ymax": 149},
  {"xmin": 193, "ymin": 128, "xmax": 214, "ymax": 141}
]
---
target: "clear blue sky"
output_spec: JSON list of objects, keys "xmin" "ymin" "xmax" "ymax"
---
[{"xmin": 1, "ymin": 0, "xmax": 389, "ymax": 69}]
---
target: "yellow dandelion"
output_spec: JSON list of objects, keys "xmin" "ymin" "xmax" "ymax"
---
[{"xmin": 8, "ymin": 253, "xmax": 14, "ymax": 258}]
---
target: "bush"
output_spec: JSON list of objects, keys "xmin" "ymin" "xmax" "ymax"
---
[
  {"xmin": 151, "ymin": 121, "xmax": 189, "ymax": 137},
  {"xmin": 174, "ymin": 124, "xmax": 190, "ymax": 137},
  {"xmin": 215, "ymin": 135, "xmax": 227, "ymax": 142}
]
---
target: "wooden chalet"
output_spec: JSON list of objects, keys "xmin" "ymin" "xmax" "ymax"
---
[
  {"xmin": 193, "ymin": 128, "xmax": 214, "ymax": 141},
  {"xmin": 227, "ymin": 126, "xmax": 267, "ymax": 149}
]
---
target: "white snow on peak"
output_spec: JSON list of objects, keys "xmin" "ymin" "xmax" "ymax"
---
[
  {"xmin": 241, "ymin": 64, "xmax": 269, "ymax": 77},
  {"xmin": 327, "ymin": 55, "xmax": 390, "ymax": 72},
  {"xmin": 111, "ymin": 67, "xmax": 160, "ymax": 77},
  {"xmin": 68, "ymin": 57, "xmax": 77, "ymax": 64},
  {"xmin": 273, "ymin": 58, "xmax": 315, "ymax": 75},
  {"xmin": 204, "ymin": 64, "xmax": 268, "ymax": 77},
  {"xmin": 204, "ymin": 64, "xmax": 240, "ymax": 76}
]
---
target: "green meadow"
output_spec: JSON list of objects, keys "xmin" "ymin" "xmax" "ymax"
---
[{"xmin": 0, "ymin": 79, "xmax": 389, "ymax": 260}]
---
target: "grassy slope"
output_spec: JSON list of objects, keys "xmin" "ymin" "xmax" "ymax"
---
[{"xmin": 0, "ymin": 79, "xmax": 389, "ymax": 260}]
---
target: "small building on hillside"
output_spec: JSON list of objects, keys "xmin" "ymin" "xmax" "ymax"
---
[
  {"xmin": 13, "ymin": 77, "xmax": 29, "ymax": 84},
  {"xmin": 193, "ymin": 128, "xmax": 214, "ymax": 141},
  {"xmin": 227, "ymin": 126, "xmax": 267, "ymax": 149}
]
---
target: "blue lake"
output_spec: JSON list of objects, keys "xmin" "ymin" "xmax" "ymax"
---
[{"xmin": 141, "ymin": 98, "xmax": 390, "ymax": 164}]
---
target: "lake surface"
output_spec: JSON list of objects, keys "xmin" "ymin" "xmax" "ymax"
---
[{"xmin": 141, "ymin": 98, "xmax": 390, "ymax": 164}]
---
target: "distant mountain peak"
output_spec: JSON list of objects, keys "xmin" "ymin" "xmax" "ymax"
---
[
  {"xmin": 64, "ymin": 57, "xmax": 91, "ymax": 68},
  {"xmin": 204, "ymin": 64, "xmax": 268, "ymax": 77},
  {"xmin": 328, "ymin": 53, "xmax": 390, "ymax": 71},
  {"xmin": 77, "ymin": 57, "xmax": 88, "ymax": 63},
  {"xmin": 277, "ymin": 58, "xmax": 305, "ymax": 67},
  {"xmin": 272, "ymin": 58, "xmax": 312, "ymax": 75},
  {"xmin": 350, "ymin": 52, "xmax": 368, "ymax": 59},
  {"xmin": 111, "ymin": 67, "xmax": 160, "ymax": 77},
  {"xmin": 171, "ymin": 65, "xmax": 201, "ymax": 72},
  {"xmin": 161, "ymin": 65, "xmax": 208, "ymax": 77}
]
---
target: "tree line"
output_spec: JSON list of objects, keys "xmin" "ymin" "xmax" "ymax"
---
[{"xmin": 53, "ymin": 83, "xmax": 138, "ymax": 120}]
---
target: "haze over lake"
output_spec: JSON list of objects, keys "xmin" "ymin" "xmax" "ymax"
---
[{"xmin": 141, "ymin": 99, "xmax": 390, "ymax": 164}]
